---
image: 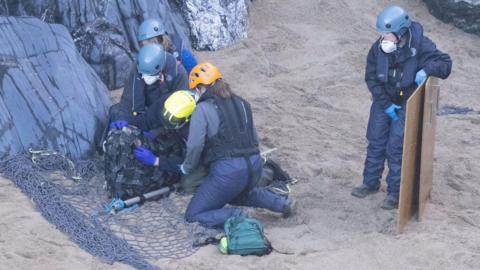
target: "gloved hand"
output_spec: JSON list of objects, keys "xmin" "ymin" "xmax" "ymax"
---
[
  {"xmin": 415, "ymin": 69, "xmax": 427, "ymax": 86},
  {"xmin": 134, "ymin": 146, "xmax": 158, "ymax": 166},
  {"xmin": 143, "ymin": 130, "xmax": 156, "ymax": 140},
  {"xmin": 109, "ymin": 120, "xmax": 128, "ymax": 130},
  {"xmin": 384, "ymin": 104, "xmax": 402, "ymax": 121}
]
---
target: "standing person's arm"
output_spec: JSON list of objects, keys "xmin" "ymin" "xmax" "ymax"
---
[
  {"xmin": 171, "ymin": 63, "xmax": 189, "ymax": 90},
  {"xmin": 418, "ymin": 36, "xmax": 452, "ymax": 79},
  {"xmin": 164, "ymin": 53, "xmax": 188, "ymax": 91},
  {"xmin": 365, "ymin": 44, "xmax": 392, "ymax": 109},
  {"xmin": 168, "ymin": 32, "xmax": 198, "ymax": 75}
]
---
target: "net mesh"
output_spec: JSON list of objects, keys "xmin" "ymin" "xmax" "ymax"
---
[{"xmin": 0, "ymin": 151, "xmax": 219, "ymax": 270}]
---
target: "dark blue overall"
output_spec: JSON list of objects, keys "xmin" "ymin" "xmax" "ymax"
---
[{"xmin": 362, "ymin": 22, "xmax": 452, "ymax": 198}]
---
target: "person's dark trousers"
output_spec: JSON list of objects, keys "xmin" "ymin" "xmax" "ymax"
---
[
  {"xmin": 185, "ymin": 154, "xmax": 288, "ymax": 228},
  {"xmin": 362, "ymin": 100, "xmax": 406, "ymax": 198}
]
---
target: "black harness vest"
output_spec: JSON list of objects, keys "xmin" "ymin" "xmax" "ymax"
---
[{"xmin": 198, "ymin": 91, "xmax": 259, "ymax": 164}]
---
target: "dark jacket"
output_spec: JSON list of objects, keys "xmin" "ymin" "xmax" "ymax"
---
[
  {"xmin": 168, "ymin": 32, "xmax": 185, "ymax": 61},
  {"xmin": 365, "ymin": 22, "xmax": 452, "ymax": 109},
  {"xmin": 126, "ymin": 95, "xmax": 169, "ymax": 131},
  {"xmin": 117, "ymin": 52, "xmax": 188, "ymax": 120},
  {"xmin": 181, "ymin": 90, "xmax": 259, "ymax": 173},
  {"xmin": 168, "ymin": 32, "xmax": 198, "ymax": 74}
]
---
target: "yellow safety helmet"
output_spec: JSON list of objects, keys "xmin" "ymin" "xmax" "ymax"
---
[
  {"xmin": 189, "ymin": 62, "xmax": 222, "ymax": 89},
  {"xmin": 162, "ymin": 90, "xmax": 196, "ymax": 129}
]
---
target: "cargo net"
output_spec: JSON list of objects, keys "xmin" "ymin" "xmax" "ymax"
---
[{"xmin": 0, "ymin": 150, "xmax": 219, "ymax": 270}]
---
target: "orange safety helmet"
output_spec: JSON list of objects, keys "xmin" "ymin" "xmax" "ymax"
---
[{"xmin": 189, "ymin": 62, "xmax": 222, "ymax": 89}]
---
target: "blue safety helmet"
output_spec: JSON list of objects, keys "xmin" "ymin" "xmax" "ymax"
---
[
  {"xmin": 137, "ymin": 44, "xmax": 166, "ymax": 75},
  {"xmin": 138, "ymin": 18, "xmax": 166, "ymax": 41},
  {"xmin": 376, "ymin": 6, "xmax": 411, "ymax": 34}
]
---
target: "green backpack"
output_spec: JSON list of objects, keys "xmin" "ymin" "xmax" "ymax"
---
[{"xmin": 220, "ymin": 216, "xmax": 272, "ymax": 256}]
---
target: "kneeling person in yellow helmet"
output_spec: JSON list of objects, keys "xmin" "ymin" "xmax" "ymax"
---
[
  {"xmin": 126, "ymin": 89, "xmax": 196, "ymax": 134},
  {"xmin": 132, "ymin": 90, "xmax": 196, "ymax": 172}
]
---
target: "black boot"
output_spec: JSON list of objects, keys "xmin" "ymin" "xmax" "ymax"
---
[
  {"xmin": 351, "ymin": 184, "xmax": 379, "ymax": 198},
  {"xmin": 282, "ymin": 199, "xmax": 297, "ymax": 218},
  {"xmin": 381, "ymin": 195, "xmax": 399, "ymax": 210}
]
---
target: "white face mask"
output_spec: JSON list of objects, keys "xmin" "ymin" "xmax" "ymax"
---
[
  {"xmin": 142, "ymin": 74, "xmax": 159, "ymax": 85},
  {"xmin": 142, "ymin": 73, "xmax": 163, "ymax": 85},
  {"xmin": 380, "ymin": 39, "xmax": 397, "ymax": 54}
]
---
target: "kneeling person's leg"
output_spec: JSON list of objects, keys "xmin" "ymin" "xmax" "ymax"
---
[
  {"xmin": 232, "ymin": 156, "xmax": 291, "ymax": 215},
  {"xmin": 185, "ymin": 160, "xmax": 248, "ymax": 227},
  {"xmin": 234, "ymin": 187, "xmax": 287, "ymax": 213}
]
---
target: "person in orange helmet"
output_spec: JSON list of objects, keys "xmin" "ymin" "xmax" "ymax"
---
[{"xmin": 178, "ymin": 62, "xmax": 295, "ymax": 228}]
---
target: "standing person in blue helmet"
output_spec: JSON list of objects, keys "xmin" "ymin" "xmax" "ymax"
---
[
  {"xmin": 351, "ymin": 6, "xmax": 452, "ymax": 209},
  {"xmin": 137, "ymin": 18, "xmax": 198, "ymax": 75},
  {"xmin": 177, "ymin": 62, "xmax": 295, "ymax": 228}
]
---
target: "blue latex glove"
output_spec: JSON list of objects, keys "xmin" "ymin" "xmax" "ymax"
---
[
  {"xmin": 109, "ymin": 120, "xmax": 128, "ymax": 130},
  {"xmin": 134, "ymin": 146, "xmax": 157, "ymax": 166},
  {"xmin": 143, "ymin": 131, "xmax": 156, "ymax": 140},
  {"xmin": 384, "ymin": 104, "xmax": 402, "ymax": 121},
  {"xmin": 415, "ymin": 69, "xmax": 427, "ymax": 86}
]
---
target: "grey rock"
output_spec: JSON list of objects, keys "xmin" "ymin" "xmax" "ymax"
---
[
  {"xmin": 1, "ymin": 0, "xmax": 192, "ymax": 89},
  {"xmin": 177, "ymin": 0, "xmax": 249, "ymax": 50},
  {"xmin": 424, "ymin": 0, "xmax": 480, "ymax": 36},
  {"xmin": 0, "ymin": 16, "xmax": 111, "ymax": 159},
  {"xmin": 455, "ymin": 0, "xmax": 480, "ymax": 5},
  {"xmin": 1, "ymin": 1, "xmax": 253, "ymax": 87}
]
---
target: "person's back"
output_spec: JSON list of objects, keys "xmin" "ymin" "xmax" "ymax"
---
[{"xmin": 181, "ymin": 87, "xmax": 259, "ymax": 173}]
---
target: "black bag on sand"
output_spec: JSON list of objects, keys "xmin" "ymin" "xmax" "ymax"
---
[
  {"xmin": 257, "ymin": 158, "xmax": 295, "ymax": 196},
  {"xmin": 103, "ymin": 126, "xmax": 181, "ymax": 199}
]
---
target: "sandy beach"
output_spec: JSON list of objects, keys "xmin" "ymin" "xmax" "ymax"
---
[{"xmin": 1, "ymin": 0, "xmax": 479, "ymax": 269}]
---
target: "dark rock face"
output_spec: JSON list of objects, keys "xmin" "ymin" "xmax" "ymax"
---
[
  {"xmin": 0, "ymin": 16, "xmax": 111, "ymax": 159},
  {"xmin": 178, "ymin": 0, "xmax": 249, "ymax": 50},
  {"xmin": 1, "ymin": 0, "xmax": 252, "ymax": 88},
  {"xmin": 1, "ymin": 0, "xmax": 192, "ymax": 90},
  {"xmin": 424, "ymin": 0, "xmax": 480, "ymax": 36}
]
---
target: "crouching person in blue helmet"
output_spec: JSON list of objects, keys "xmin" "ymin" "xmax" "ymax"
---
[
  {"xmin": 138, "ymin": 18, "xmax": 198, "ymax": 75},
  {"xmin": 107, "ymin": 42, "xmax": 188, "ymax": 132},
  {"xmin": 107, "ymin": 18, "xmax": 194, "ymax": 133},
  {"xmin": 177, "ymin": 62, "xmax": 295, "ymax": 228},
  {"xmin": 351, "ymin": 6, "xmax": 452, "ymax": 209}
]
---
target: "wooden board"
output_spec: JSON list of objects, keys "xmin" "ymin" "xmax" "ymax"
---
[
  {"xmin": 418, "ymin": 77, "xmax": 439, "ymax": 219},
  {"xmin": 397, "ymin": 82, "xmax": 425, "ymax": 233}
]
